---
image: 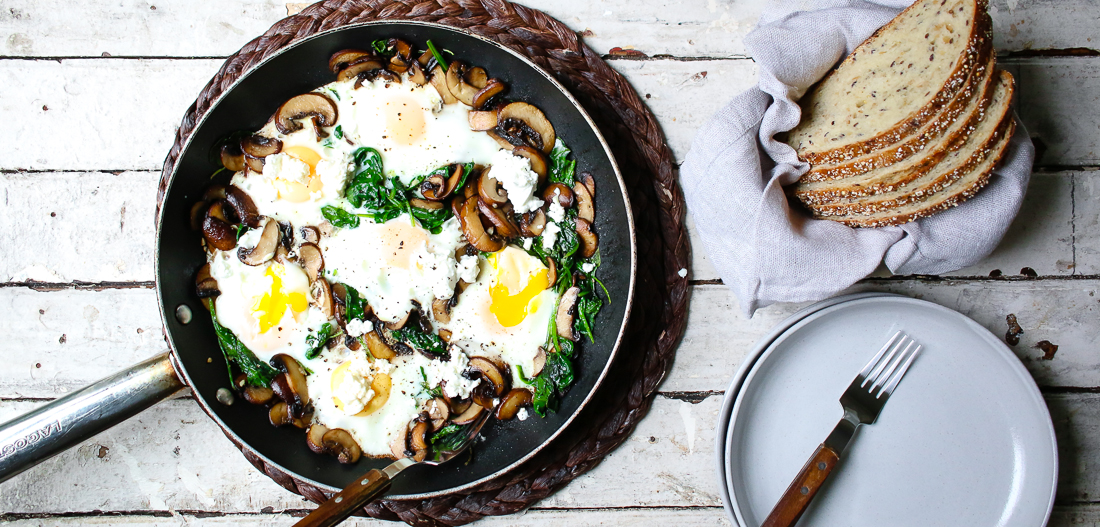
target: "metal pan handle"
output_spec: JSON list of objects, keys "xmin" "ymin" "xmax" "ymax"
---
[{"xmin": 0, "ymin": 352, "xmax": 186, "ymax": 483}]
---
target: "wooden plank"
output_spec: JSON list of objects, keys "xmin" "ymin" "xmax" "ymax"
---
[
  {"xmin": 1073, "ymin": 169, "xmax": 1100, "ymax": 275},
  {"xmin": 0, "ymin": 171, "xmax": 158, "ymax": 283},
  {"xmin": 0, "ymin": 397, "xmax": 727, "ymax": 512},
  {"xmin": 1, "ymin": 278, "xmax": 1097, "ymax": 399},
  {"xmin": 1, "ymin": 57, "xmax": 1097, "ymax": 171},
  {"xmin": 0, "ymin": 0, "xmax": 1095, "ymax": 59},
  {"xmin": 0, "ymin": 170, "xmax": 1078, "ymax": 286},
  {"xmin": 668, "ymin": 280, "xmax": 1099, "ymax": 393},
  {"xmin": 1, "ymin": 392, "xmax": 1098, "ymax": 514},
  {"xmin": 0, "ymin": 508, "xmax": 731, "ymax": 526}
]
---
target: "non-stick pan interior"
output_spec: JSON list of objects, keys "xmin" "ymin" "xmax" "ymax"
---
[{"xmin": 156, "ymin": 21, "xmax": 634, "ymax": 496}]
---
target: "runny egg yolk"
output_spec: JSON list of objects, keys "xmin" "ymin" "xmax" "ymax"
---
[
  {"xmin": 488, "ymin": 248, "xmax": 550, "ymax": 327},
  {"xmin": 278, "ymin": 146, "xmax": 324, "ymax": 203},
  {"xmin": 385, "ymin": 96, "xmax": 426, "ymax": 146},
  {"xmin": 252, "ymin": 264, "xmax": 309, "ymax": 333}
]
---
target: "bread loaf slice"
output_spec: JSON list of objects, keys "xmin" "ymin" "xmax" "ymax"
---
[
  {"xmin": 784, "ymin": 0, "xmax": 991, "ymax": 166},
  {"xmin": 819, "ymin": 115, "xmax": 1015, "ymax": 227},
  {"xmin": 793, "ymin": 67, "xmax": 1010, "ymax": 206},
  {"xmin": 800, "ymin": 45, "xmax": 995, "ymax": 182},
  {"xmin": 809, "ymin": 72, "xmax": 1014, "ymax": 217}
]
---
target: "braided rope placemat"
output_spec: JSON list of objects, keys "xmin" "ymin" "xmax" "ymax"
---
[{"xmin": 158, "ymin": 0, "xmax": 690, "ymax": 524}]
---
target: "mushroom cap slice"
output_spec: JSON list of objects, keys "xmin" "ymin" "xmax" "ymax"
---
[
  {"xmin": 328, "ymin": 49, "xmax": 373, "ymax": 74},
  {"xmin": 496, "ymin": 102, "xmax": 556, "ymax": 154},
  {"xmin": 268, "ymin": 401, "xmax": 295, "ymax": 427},
  {"xmin": 407, "ymin": 61, "xmax": 428, "ymax": 86},
  {"xmin": 519, "ymin": 209, "xmax": 547, "ymax": 238},
  {"xmin": 201, "ymin": 215, "xmax": 236, "ymax": 252},
  {"xmin": 468, "ymin": 356, "xmax": 509, "ymax": 397},
  {"xmin": 575, "ymin": 218, "xmax": 598, "ymax": 259},
  {"xmin": 580, "ymin": 172, "xmax": 596, "ymax": 197},
  {"xmin": 556, "ymin": 286, "xmax": 581, "ymax": 342},
  {"xmin": 429, "ymin": 65, "xmax": 458, "ymax": 104},
  {"xmin": 297, "ymin": 243, "xmax": 324, "ymax": 282},
  {"xmin": 426, "ymin": 397, "xmax": 450, "ymax": 431},
  {"xmin": 512, "ymin": 145, "xmax": 548, "ymax": 185},
  {"xmin": 478, "ymin": 168, "xmax": 508, "ymax": 205},
  {"xmin": 543, "ymin": 183, "xmax": 574, "ymax": 209},
  {"xmin": 431, "ymin": 297, "xmax": 452, "ymax": 324},
  {"xmin": 299, "ymin": 226, "xmax": 321, "ymax": 244},
  {"xmin": 464, "ymin": 66, "xmax": 488, "ymax": 89},
  {"xmin": 338, "ymin": 57, "xmax": 386, "ymax": 82},
  {"xmin": 495, "ymin": 388, "xmax": 533, "ymax": 420},
  {"xmin": 545, "ymin": 258, "xmax": 558, "ymax": 290},
  {"xmin": 420, "ymin": 164, "xmax": 464, "ymax": 201},
  {"xmin": 451, "ymin": 403, "xmax": 484, "ymax": 425},
  {"xmin": 310, "ymin": 278, "xmax": 335, "ymax": 318},
  {"xmin": 270, "ymin": 354, "xmax": 310, "ymax": 417},
  {"xmin": 244, "ymin": 153, "xmax": 265, "ymax": 174},
  {"xmin": 240, "ymin": 134, "xmax": 282, "ymax": 159},
  {"xmin": 410, "ymin": 420, "xmax": 430, "ymax": 462},
  {"xmin": 306, "ymin": 424, "xmax": 329, "ymax": 454},
  {"xmin": 241, "ymin": 384, "xmax": 275, "ymax": 405},
  {"xmin": 321, "ymin": 429, "xmax": 362, "ymax": 464},
  {"xmin": 386, "ymin": 39, "xmax": 414, "ymax": 74},
  {"xmin": 225, "ymin": 186, "xmax": 261, "ymax": 228},
  {"xmin": 275, "ymin": 93, "xmax": 338, "ymax": 135},
  {"xmin": 532, "ymin": 347, "xmax": 547, "ymax": 377},
  {"xmin": 457, "ymin": 197, "xmax": 504, "ymax": 252},
  {"xmin": 364, "ymin": 331, "xmax": 396, "ymax": 360},
  {"xmin": 573, "ymin": 181, "xmax": 595, "ymax": 223},
  {"xmin": 477, "ymin": 198, "xmax": 520, "ymax": 239},
  {"xmin": 471, "ymin": 79, "xmax": 507, "ymax": 110},
  {"xmin": 468, "ymin": 110, "xmax": 499, "ymax": 131},
  {"xmin": 220, "ymin": 142, "xmax": 246, "ymax": 172},
  {"xmin": 445, "ymin": 61, "xmax": 481, "ymax": 106},
  {"xmin": 237, "ymin": 219, "xmax": 280, "ymax": 266}
]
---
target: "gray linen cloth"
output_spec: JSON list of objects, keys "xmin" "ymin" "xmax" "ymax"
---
[{"xmin": 680, "ymin": 0, "xmax": 1034, "ymax": 315}]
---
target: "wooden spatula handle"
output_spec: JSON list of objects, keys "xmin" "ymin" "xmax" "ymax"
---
[{"xmin": 760, "ymin": 443, "xmax": 840, "ymax": 527}]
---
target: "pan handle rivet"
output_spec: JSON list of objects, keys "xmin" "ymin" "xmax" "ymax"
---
[
  {"xmin": 335, "ymin": 496, "xmax": 343, "ymax": 504},
  {"xmin": 176, "ymin": 304, "xmax": 193, "ymax": 325}
]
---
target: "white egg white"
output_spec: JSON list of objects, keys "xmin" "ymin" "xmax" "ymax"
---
[{"xmin": 319, "ymin": 214, "xmax": 472, "ymax": 324}]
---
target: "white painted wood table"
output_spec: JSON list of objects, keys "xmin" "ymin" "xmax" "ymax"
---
[{"xmin": 1, "ymin": 0, "xmax": 1098, "ymax": 525}]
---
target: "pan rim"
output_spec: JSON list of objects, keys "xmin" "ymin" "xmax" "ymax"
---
[{"xmin": 155, "ymin": 19, "xmax": 637, "ymax": 498}]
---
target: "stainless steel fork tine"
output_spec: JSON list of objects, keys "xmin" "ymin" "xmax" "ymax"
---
[
  {"xmin": 869, "ymin": 340, "xmax": 915, "ymax": 393},
  {"xmin": 859, "ymin": 331, "xmax": 902, "ymax": 380},
  {"xmin": 863, "ymin": 334, "xmax": 907, "ymax": 388},
  {"xmin": 876, "ymin": 344, "xmax": 922, "ymax": 399}
]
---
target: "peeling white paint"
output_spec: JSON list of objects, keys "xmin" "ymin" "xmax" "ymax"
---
[
  {"xmin": 177, "ymin": 464, "xmax": 217, "ymax": 508},
  {"xmin": 111, "ymin": 442, "xmax": 167, "ymax": 510},
  {"xmin": 678, "ymin": 401, "xmax": 697, "ymax": 455}
]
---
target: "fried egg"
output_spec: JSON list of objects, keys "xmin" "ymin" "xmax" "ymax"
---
[
  {"xmin": 319, "ymin": 214, "xmax": 475, "ymax": 323},
  {"xmin": 444, "ymin": 246, "xmax": 556, "ymax": 385},
  {"xmin": 230, "ymin": 123, "xmax": 355, "ymax": 226},
  {"xmin": 208, "ymin": 230, "xmax": 331, "ymax": 364},
  {"xmin": 331, "ymin": 76, "xmax": 504, "ymax": 183}
]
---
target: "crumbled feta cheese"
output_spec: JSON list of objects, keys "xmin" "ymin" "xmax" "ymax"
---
[
  {"xmin": 422, "ymin": 346, "xmax": 481, "ymax": 399},
  {"xmin": 344, "ymin": 318, "xmax": 374, "ymax": 338},
  {"xmin": 541, "ymin": 221, "xmax": 561, "ymax": 250},
  {"xmin": 546, "ymin": 192, "xmax": 567, "ymax": 223},
  {"xmin": 333, "ymin": 356, "xmax": 376, "ymax": 415},
  {"xmin": 457, "ymin": 254, "xmax": 480, "ymax": 284},
  {"xmin": 678, "ymin": 268, "xmax": 688, "ymax": 278},
  {"xmin": 522, "ymin": 237, "xmax": 533, "ymax": 250},
  {"xmin": 262, "ymin": 152, "xmax": 311, "ymax": 185},
  {"xmin": 581, "ymin": 262, "xmax": 595, "ymax": 273},
  {"xmin": 489, "ymin": 149, "xmax": 544, "ymax": 213},
  {"xmin": 517, "ymin": 407, "xmax": 529, "ymax": 421}
]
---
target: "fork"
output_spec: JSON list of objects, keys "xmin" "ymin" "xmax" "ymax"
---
[
  {"xmin": 761, "ymin": 331, "xmax": 922, "ymax": 527},
  {"xmin": 293, "ymin": 408, "xmax": 493, "ymax": 527}
]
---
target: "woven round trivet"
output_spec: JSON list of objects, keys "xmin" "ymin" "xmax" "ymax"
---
[{"xmin": 158, "ymin": 0, "xmax": 690, "ymax": 524}]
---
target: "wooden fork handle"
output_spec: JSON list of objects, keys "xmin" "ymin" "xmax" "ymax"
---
[
  {"xmin": 760, "ymin": 444, "xmax": 840, "ymax": 527},
  {"xmin": 294, "ymin": 469, "xmax": 391, "ymax": 527}
]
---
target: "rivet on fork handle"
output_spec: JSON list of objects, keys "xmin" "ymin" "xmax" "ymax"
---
[{"xmin": 761, "ymin": 444, "xmax": 840, "ymax": 527}]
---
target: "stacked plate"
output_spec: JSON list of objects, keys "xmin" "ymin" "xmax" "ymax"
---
[{"xmin": 715, "ymin": 293, "xmax": 1058, "ymax": 526}]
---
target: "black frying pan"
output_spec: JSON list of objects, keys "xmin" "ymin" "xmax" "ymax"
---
[{"xmin": 0, "ymin": 21, "xmax": 636, "ymax": 502}]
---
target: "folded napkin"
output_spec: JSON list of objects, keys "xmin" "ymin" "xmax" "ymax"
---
[{"xmin": 679, "ymin": 0, "xmax": 1034, "ymax": 315}]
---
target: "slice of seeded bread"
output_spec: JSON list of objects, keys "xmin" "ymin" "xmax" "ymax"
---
[
  {"xmin": 784, "ymin": 0, "xmax": 991, "ymax": 166},
  {"xmin": 808, "ymin": 72, "xmax": 1014, "ymax": 217},
  {"xmin": 818, "ymin": 115, "xmax": 1015, "ymax": 227},
  {"xmin": 801, "ymin": 45, "xmax": 995, "ymax": 182},
  {"xmin": 793, "ymin": 67, "xmax": 1010, "ymax": 206}
]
